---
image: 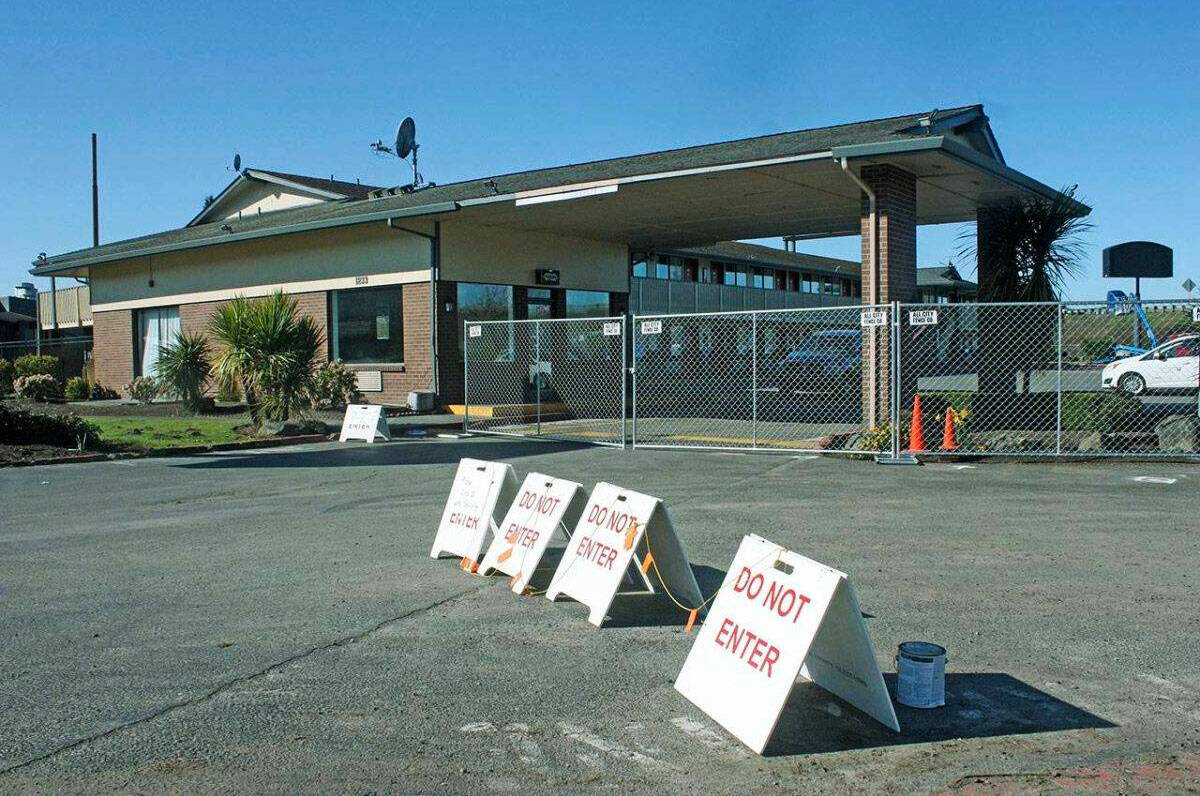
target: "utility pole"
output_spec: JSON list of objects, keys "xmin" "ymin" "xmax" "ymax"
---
[{"xmin": 91, "ymin": 133, "xmax": 100, "ymax": 247}]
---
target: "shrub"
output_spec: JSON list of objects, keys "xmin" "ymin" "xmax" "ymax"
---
[
  {"xmin": 209, "ymin": 292, "xmax": 322, "ymax": 423},
  {"xmin": 1062, "ymin": 391, "xmax": 1144, "ymax": 433},
  {"xmin": 215, "ymin": 377, "xmax": 242, "ymax": 403},
  {"xmin": 90, "ymin": 382, "xmax": 118, "ymax": 400},
  {"xmin": 125, "ymin": 376, "xmax": 160, "ymax": 405},
  {"xmin": 0, "ymin": 404, "xmax": 100, "ymax": 449},
  {"xmin": 14, "ymin": 354, "xmax": 59, "ymax": 379},
  {"xmin": 156, "ymin": 332, "xmax": 212, "ymax": 412},
  {"xmin": 309, "ymin": 360, "xmax": 362, "ymax": 409},
  {"xmin": 64, "ymin": 376, "xmax": 90, "ymax": 401},
  {"xmin": 14, "ymin": 374, "xmax": 62, "ymax": 402},
  {"xmin": 0, "ymin": 359, "xmax": 13, "ymax": 395}
]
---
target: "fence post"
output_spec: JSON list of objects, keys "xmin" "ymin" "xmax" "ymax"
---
[
  {"xmin": 1056, "ymin": 303, "xmax": 1063, "ymax": 456},
  {"xmin": 620, "ymin": 316, "xmax": 628, "ymax": 449},
  {"xmin": 751, "ymin": 312, "xmax": 758, "ymax": 448},
  {"xmin": 631, "ymin": 316, "xmax": 639, "ymax": 448},
  {"xmin": 891, "ymin": 302, "xmax": 901, "ymax": 459},
  {"xmin": 462, "ymin": 320, "xmax": 469, "ymax": 434},
  {"xmin": 534, "ymin": 320, "xmax": 542, "ymax": 437}
]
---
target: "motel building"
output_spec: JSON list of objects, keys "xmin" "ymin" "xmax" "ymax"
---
[{"xmin": 32, "ymin": 105, "xmax": 1071, "ymax": 407}]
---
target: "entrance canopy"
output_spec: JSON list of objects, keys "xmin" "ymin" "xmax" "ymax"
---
[{"xmin": 34, "ymin": 104, "xmax": 1086, "ymax": 277}]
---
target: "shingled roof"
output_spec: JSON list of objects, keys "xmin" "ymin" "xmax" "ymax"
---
[
  {"xmin": 670, "ymin": 241, "xmax": 860, "ymax": 277},
  {"xmin": 36, "ymin": 104, "xmax": 1031, "ymax": 273}
]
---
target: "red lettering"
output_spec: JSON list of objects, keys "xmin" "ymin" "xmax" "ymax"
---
[
  {"xmin": 733, "ymin": 567, "xmax": 751, "ymax": 592},
  {"xmin": 714, "ymin": 617, "xmax": 782, "ymax": 678},
  {"xmin": 746, "ymin": 573, "xmax": 764, "ymax": 600}
]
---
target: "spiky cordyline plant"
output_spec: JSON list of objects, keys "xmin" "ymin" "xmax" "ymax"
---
[
  {"xmin": 209, "ymin": 293, "xmax": 323, "ymax": 423},
  {"xmin": 156, "ymin": 331, "xmax": 212, "ymax": 413}
]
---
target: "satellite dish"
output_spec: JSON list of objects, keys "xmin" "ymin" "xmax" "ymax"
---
[
  {"xmin": 233, "ymin": 153, "xmax": 241, "ymax": 171},
  {"xmin": 396, "ymin": 117, "xmax": 416, "ymax": 159}
]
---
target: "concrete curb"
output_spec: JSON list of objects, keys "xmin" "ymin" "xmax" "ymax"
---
[{"xmin": 0, "ymin": 434, "xmax": 332, "ymax": 468}]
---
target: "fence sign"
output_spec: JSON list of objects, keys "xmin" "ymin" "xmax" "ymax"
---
[
  {"xmin": 338, "ymin": 404, "xmax": 391, "ymax": 443},
  {"xmin": 908, "ymin": 309, "xmax": 938, "ymax": 326},
  {"xmin": 603, "ymin": 321, "xmax": 622, "ymax": 336},
  {"xmin": 468, "ymin": 324, "xmax": 482, "ymax": 338},
  {"xmin": 860, "ymin": 310, "xmax": 888, "ymax": 327},
  {"xmin": 546, "ymin": 482, "xmax": 702, "ymax": 626},
  {"xmin": 675, "ymin": 534, "xmax": 899, "ymax": 754},
  {"xmin": 478, "ymin": 473, "xmax": 588, "ymax": 593},
  {"xmin": 431, "ymin": 458, "xmax": 519, "ymax": 563},
  {"xmin": 641, "ymin": 320, "xmax": 663, "ymax": 335},
  {"xmin": 1193, "ymin": 306, "xmax": 1200, "ymax": 323}
]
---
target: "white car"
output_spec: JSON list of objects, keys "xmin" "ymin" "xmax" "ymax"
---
[{"xmin": 1102, "ymin": 335, "xmax": 1199, "ymax": 395}]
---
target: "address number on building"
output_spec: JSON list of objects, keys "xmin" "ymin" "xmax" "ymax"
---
[
  {"xmin": 860, "ymin": 310, "xmax": 888, "ymax": 328},
  {"xmin": 641, "ymin": 320, "xmax": 663, "ymax": 335},
  {"xmin": 908, "ymin": 309, "xmax": 939, "ymax": 326},
  {"xmin": 468, "ymin": 325, "xmax": 482, "ymax": 338},
  {"xmin": 1193, "ymin": 306, "xmax": 1200, "ymax": 323},
  {"xmin": 602, "ymin": 321, "xmax": 621, "ymax": 336}
]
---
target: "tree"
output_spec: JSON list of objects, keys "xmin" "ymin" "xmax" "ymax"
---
[
  {"xmin": 156, "ymin": 332, "xmax": 212, "ymax": 413},
  {"xmin": 959, "ymin": 185, "xmax": 1091, "ymax": 302},
  {"xmin": 209, "ymin": 293, "xmax": 323, "ymax": 424},
  {"xmin": 958, "ymin": 186, "xmax": 1091, "ymax": 432}
]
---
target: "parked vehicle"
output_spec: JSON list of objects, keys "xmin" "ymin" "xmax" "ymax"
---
[
  {"xmin": 1102, "ymin": 334, "xmax": 1198, "ymax": 395},
  {"xmin": 779, "ymin": 329, "xmax": 861, "ymax": 378}
]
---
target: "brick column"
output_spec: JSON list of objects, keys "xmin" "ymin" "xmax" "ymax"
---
[
  {"xmin": 858, "ymin": 164, "xmax": 916, "ymax": 432},
  {"xmin": 92, "ymin": 310, "xmax": 135, "ymax": 394}
]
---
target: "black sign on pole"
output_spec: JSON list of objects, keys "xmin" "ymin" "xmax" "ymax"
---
[
  {"xmin": 535, "ymin": 269, "xmax": 561, "ymax": 286},
  {"xmin": 1102, "ymin": 241, "xmax": 1173, "ymax": 279}
]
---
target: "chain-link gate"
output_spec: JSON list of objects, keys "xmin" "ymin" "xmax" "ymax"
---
[
  {"xmin": 897, "ymin": 299, "xmax": 1200, "ymax": 457},
  {"xmin": 631, "ymin": 305, "xmax": 894, "ymax": 454},
  {"xmin": 463, "ymin": 316, "xmax": 627, "ymax": 447}
]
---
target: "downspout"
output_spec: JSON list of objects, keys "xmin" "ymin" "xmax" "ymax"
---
[
  {"xmin": 385, "ymin": 218, "xmax": 440, "ymax": 396},
  {"xmin": 838, "ymin": 157, "xmax": 879, "ymax": 428}
]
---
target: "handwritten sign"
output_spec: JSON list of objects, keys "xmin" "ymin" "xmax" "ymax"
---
[
  {"xmin": 338, "ymin": 404, "xmax": 391, "ymax": 443},
  {"xmin": 430, "ymin": 459, "xmax": 519, "ymax": 563}
]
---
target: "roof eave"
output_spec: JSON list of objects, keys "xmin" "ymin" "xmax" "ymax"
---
[{"xmin": 32, "ymin": 201, "xmax": 460, "ymax": 275}]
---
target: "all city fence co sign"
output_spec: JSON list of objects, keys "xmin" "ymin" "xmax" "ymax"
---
[
  {"xmin": 430, "ymin": 458, "xmax": 519, "ymax": 564},
  {"xmin": 675, "ymin": 534, "xmax": 899, "ymax": 754},
  {"xmin": 478, "ymin": 472, "xmax": 588, "ymax": 593},
  {"xmin": 339, "ymin": 404, "xmax": 392, "ymax": 442},
  {"xmin": 546, "ymin": 482, "xmax": 702, "ymax": 626}
]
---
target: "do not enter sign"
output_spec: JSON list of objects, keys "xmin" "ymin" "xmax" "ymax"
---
[
  {"xmin": 675, "ymin": 534, "xmax": 898, "ymax": 753},
  {"xmin": 478, "ymin": 473, "xmax": 587, "ymax": 593}
]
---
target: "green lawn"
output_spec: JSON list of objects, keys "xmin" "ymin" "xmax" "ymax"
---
[{"xmin": 84, "ymin": 416, "xmax": 254, "ymax": 451}]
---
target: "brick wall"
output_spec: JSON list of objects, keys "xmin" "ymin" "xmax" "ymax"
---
[
  {"xmin": 857, "ymin": 164, "xmax": 917, "ymax": 429},
  {"xmin": 92, "ymin": 310, "xmax": 134, "ymax": 394}
]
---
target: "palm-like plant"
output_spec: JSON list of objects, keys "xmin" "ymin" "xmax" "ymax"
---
[
  {"xmin": 156, "ymin": 332, "xmax": 212, "ymax": 413},
  {"xmin": 958, "ymin": 184, "xmax": 1092, "ymax": 302},
  {"xmin": 209, "ymin": 293, "xmax": 323, "ymax": 423}
]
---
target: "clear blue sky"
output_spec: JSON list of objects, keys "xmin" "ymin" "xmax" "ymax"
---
[{"xmin": 4, "ymin": 0, "xmax": 1197, "ymax": 299}]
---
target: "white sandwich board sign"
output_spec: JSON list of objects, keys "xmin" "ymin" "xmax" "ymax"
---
[
  {"xmin": 546, "ymin": 482, "xmax": 702, "ymax": 626},
  {"xmin": 339, "ymin": 404, "xmax": 391, "ymax": 442},
  {"xmin": 478, "ymin": 472, "xmax": 588, "ymax": 593},
  {"xmin": 430, "ymin": 458, "xmax": 519, "ymax": 564},
  {"xmin": 675, "ymin": 534, "xmax": 899, "ymax": 754}
]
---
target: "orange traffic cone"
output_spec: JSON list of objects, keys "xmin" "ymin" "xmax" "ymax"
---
[
  {"xmin": 906, "ymin": 393, "xmax": 925, "ymax": 452},
  {"xmin": 941, "ymin": 407, "xmax": 959, "ymax": 451}
]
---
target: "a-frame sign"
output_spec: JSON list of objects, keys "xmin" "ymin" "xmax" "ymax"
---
[
  {"xmin": 545, "ymin": 482, "xmax": 702, "ymax": 627},
  {"xmin": 675, "ymin": 534, "xmax": 899, "ymax": 753},
  {"xmin": 478, "ymin": 472, "xmax": 587, "ymax": 593}
]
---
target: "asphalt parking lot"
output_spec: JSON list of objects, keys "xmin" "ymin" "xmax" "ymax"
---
[{"xmin": 1, "ymin": 437, "xmax": 1198, "ymax": 794}]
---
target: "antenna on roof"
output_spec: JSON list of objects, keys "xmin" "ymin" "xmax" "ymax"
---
[
  {"xmin": 228, "ymin": 153, "xmax": 242, "ymax": 172},
  {"xmin": 370, "ymin": 116, "xmax": 426, "ymax": 191}
]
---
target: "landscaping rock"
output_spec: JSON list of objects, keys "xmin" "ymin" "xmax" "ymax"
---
[{"xmin": 1155, "ymin": 414, "xmax": 1200, "ymax": 453}]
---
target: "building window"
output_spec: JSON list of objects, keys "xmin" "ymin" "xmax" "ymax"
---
[
  {"xmin": 655, "ymin": 257, "xmax": 670, "ymax": 280},
  {"xmin": 631, "ymin": 255, "xmax": 648, "ymax": 278},
  {"xmin": 331, "ymin": 285, "xmax": 404, "ymax": 364},
  {"xmin": 566, "ymin": 290, "xmax": 609, "ymax": 318},
  {"xmin": 526, "ymin": 287, "xmax": 553, "ymax": 320},
  {"xmin": 136, "ymin": 306, "xmax": 180, "ymax": 377},
  {"xmin": 457, "ymin": 282, "xmax": 514, "ymax": 356}
]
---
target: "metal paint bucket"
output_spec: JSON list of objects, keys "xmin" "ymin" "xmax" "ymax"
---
[{"xmin": 895, "ymin": 641, "xmax": 947, "ymax": 708}]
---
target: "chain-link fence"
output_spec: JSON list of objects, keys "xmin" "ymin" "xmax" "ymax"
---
[
  {"xmin": 461, "ymin": 300, "xmax": 1199, "ymax": 459},
  {"xmin": 462, "ymin": 317, "xmax": 627, "ymax": 447},
  {"xmin": 897, "ymin": 299, "xmax": 1200, "ymax": 457},
  {"xmin": 631, "ymin": 305, "xmax": 893, "ymax": 453}
]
